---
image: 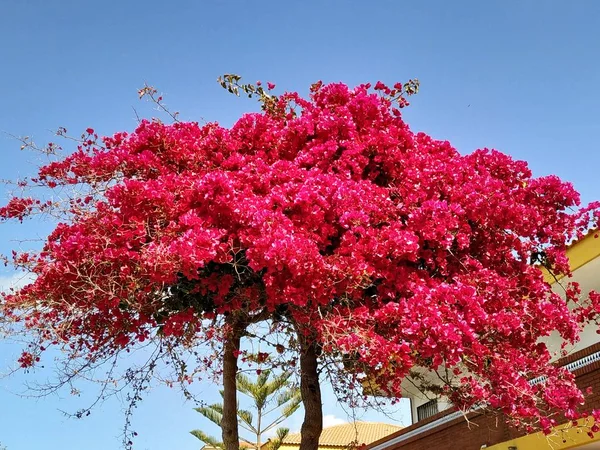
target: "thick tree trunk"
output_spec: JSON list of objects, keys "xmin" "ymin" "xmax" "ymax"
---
[
  {"xmin": 298, "ymin": 333, "xmax": 323, "ymax": 450},
  {"xmin": 221, "ymin": 308, "xmax": 268, "ymax": 450},
  {"xmin": 222, "ymin": 325, "xmax": 242, "ymax": 450}
]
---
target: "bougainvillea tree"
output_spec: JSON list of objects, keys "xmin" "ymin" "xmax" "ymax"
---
[{"xmin": 2, "ymin": 76, "xmax": 600, "ymax": 449}]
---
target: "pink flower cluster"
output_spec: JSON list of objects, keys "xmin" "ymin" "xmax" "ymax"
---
[{"xmin": 2, "ymin": 80, "xmax": 600, "ymax": 434}]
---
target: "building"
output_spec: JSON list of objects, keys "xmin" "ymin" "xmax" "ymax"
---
[
  {"xmin": 279, "ymin": 422, "xmax": 403, "ymax": 450},
  {"xmin": 366, "ymin": 232, "xmax": 600, "ymax": 450},
  {"xmin": 201, "ymin": 442, "xmax": 256, "ymax": 450}
]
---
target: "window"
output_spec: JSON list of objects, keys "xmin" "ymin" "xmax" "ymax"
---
[{"xmin": 417, "ymin": 399, "xmax": 438, "ymax": 421}]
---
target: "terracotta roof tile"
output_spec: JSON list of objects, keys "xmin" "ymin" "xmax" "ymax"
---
[{"xmin": 282, "ymin": 421, "xmax": 403, "ymax": 447}]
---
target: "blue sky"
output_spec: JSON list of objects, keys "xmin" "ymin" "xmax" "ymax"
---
[{"xmin": 1, "ymin": 0, "xmax": 599, "ymax": 449}]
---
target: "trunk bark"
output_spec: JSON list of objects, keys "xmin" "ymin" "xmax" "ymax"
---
[
  {"xmin": 298, "ymin": 333, "xmax": 323, "ymax": 450},
  {"xmin": 221, "ymin": 308, "xmax": 269, "ymax": 450},
  {"xmin": 222, "ymin": 324, "xmax": 242, "ymax": 450},
  {"xmin": 256, "ymin": 411, "xmax": 262, "ymax": 450}
]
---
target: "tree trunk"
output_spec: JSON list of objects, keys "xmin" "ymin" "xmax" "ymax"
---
[
  {"xmin": 222, "ymin": 324, "xmax": 242, "ymax": 450},
  {"xmin": 256, "ymin": 410, "xmax": 262, "ymax": 450},
  {"xmin": 298, "ymin": 333, "xmax": 323, "ymax": 450}
]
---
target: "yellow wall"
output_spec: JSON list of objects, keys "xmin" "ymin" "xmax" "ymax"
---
[
  {"xmin": 488, "ymin": 420, "xmax": 600, "ymax": 450},
  {"xmin": 278, "ymin": 445, "xmax": 301, "ymax": 450},
  {"xmin": 543, "ymin": 231, "xmax": 600, "ymax": 283},
  {"xmin": 279, "ymin": 445, "xmax": 343, "ymax": 450},
  {"xmin": 493, "ymin": 232, "xmax": 600, "ymax": 449}
]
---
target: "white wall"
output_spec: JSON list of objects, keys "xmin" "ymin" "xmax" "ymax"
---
[
  {"xmin": 398, "ymin": 255, "xmax": 600, "ymax": 424},
  {"xmin": 543, "ymin": 255, "xmax": 600, "ymax": 358}
]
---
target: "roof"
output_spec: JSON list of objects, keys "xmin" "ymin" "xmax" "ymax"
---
[
  {"xmin": 282, "ymin": 421, "xmax": 403, "ymax": 447},
  {"xmin": 201, "ymin": 441, "xmax": 255, "ymax": 450}
]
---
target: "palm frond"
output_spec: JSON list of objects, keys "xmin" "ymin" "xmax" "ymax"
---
[
  {"xmin": 275, "ymin": 387, "xmax": 300, "ymax": 408},
  {"xmin": 236, "ymin": 373, "xmax": 257, "ymax": 398},
  {"xmin": 264, "ymin": 427, "xmax": 290, "ymax": 450},
  {"xmin": 281, "ymin": 394, "xmax": 301, "ymax": 417},
  {"xmin": 190, "ymin": 430, "xmax": 223, "ymax": 449},
  {"xmin": 194, "ymin": 405, "xmax": 224, "ymax": 427},
  {"xmin": 275, "ymin": 428, "xmax": 289, "ymax": 440},
  {"xmin": 264, "ymin": 371, "xmax": 294, "ymax": 398},
  {"xmin": 237, "ymin": 372, "xmax": 270, "ymax": 410},
  {"xmin": 193, "ymin": 370, "xmax": 301, "ymax": 449},
  {"xmin": 256, "ymin": 369, "xmax": 271, "ymax": 388},
  {"xmin": 238, "ymin": 409, "xmax": 257, "ymax": 434},
  {"xmin": 263, "ymin": 394, "xmax": 300, "ymax": 433},
  {"xmin": 263, "ymin": 387, "xmax": 300, "ymax": 419}
]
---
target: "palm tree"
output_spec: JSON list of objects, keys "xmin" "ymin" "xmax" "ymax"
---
[{"xmin": 191, "ymin": 370, "xmax": 301, "ymax": 450}]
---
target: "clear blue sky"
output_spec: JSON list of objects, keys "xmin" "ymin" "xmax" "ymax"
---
[{"xmin": 1, "ymin": 1, "xmax": 600, "ymax": 449}]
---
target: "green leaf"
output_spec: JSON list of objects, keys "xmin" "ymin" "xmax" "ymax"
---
[
  {"xmin": 190, "ymin": 430, "xmax": 224, "ymax": 449},
  {"xmin": 192, "ymin": 367, "xmax": 301, "ymax": 448},
  {"xmin": 194, "ymin": 404, "xmax": 223, "ymax": 427},
  {"xmin": 238, "ymin": 409, "xmax": 257, "ymax": 433}
]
